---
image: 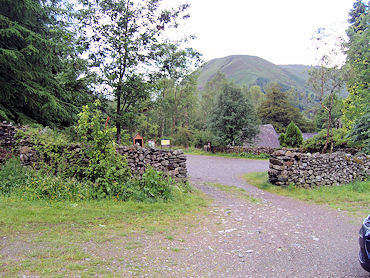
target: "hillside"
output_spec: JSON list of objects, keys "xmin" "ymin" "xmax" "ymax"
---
[{"xmin": 197, "ymin": 55, "xmax": 312, "ymax": 92}]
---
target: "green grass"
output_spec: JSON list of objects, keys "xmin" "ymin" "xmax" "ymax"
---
[
  {"xmin": 0, "ymin": 191, "xmax": 209, "ymax": 276},
  {"xmin": 243, "ymin": 172, "xmax": 370, "ymax": 217},
  {"xmin": 206, "ymin": 182, "xmax": 260, "ymax": 203},
  {"xmin": 183, "ymin": 147, "xmax": 269, "ymax": 160}
]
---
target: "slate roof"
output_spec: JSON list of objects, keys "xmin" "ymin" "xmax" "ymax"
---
[
  {"xmin": 302, "ymin": 133, "xmax": 318, "ymax": 141},
  {"xmin": 252, "ymin": 124, "xmax": 280, "ymax": 148}
]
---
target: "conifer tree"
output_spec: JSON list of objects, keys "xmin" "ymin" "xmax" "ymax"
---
[
  {"xmin": 279, "ymin": 121, "xmax": 303, "ymax": 148},
  {"xmin": 257, "ymin": 83, "xmax": 314, "ymax": 133},
  {"xmin": 0, "ymin": 0, "xmax": 93, "ymax": 126}
]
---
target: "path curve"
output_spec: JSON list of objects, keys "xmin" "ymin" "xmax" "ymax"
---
[{"xmin": 186, "ymin": 154, "xmax": 369, "ymax": 278}]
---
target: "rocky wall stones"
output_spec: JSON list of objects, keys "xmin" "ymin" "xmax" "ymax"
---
[
  {"xmin": 117, "ymin": 146, "xmax": 187, "ymax": 179},
  {"xmin": 0, "ymin": 122, "xmax": 187, "ymax": 179},
  {"xmin": 268, "ymin": 149, "xmax": 369, "ymax": 187},
  {"xmin": 0, "ymin": 122, "xmax": 17, "ymax": 164},
  {"xmin": 0, "ymin": 122, "xmax": 16, "ymax": 149},
  {"xmin": 212, "ymin": 146, "xmax": 278, "ymax": 155}
]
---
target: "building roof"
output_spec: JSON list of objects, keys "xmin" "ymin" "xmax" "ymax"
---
[
  {"xmin": 252, "ymin": 124, "xmax": 280, "ymax": 148},
  {"xmin": 302, "ymin": 133, "xmax": 317, "ymax": 141}
]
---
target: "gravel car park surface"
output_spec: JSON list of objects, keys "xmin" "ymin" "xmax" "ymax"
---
[
  {"xmin": 183, "ymin": 154, "xmax": 369, "ymax": 277},
  {"xmin": 1, "ymin": 155, "xmax": 368, "ymax": 277}
]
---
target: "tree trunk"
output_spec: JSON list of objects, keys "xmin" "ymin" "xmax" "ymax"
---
[
  {"xmin": 116, "ymin": 89, "xmax": 121, "ymax": 144},
  {"xmin": 322, "ymin": 95, "xmax": 333, "ymax": 154}
]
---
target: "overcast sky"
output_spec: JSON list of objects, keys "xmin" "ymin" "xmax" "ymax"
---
[{"xmin": 163, "ymin": 0, "xmax": 355, "ymax": 65}]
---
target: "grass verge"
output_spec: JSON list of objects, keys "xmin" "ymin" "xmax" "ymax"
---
[
  {"xmin": 0, "ymin": 191, "xmax": 209, "ymax": 276},
  {"xmin": 183, "ymin": 147, "xmax": 269, "ymax": 160},
  {"xmin": 243, "ymin": 172, "xmax": 370, "ymax": 216},
  {"xmin": 206, "ymin": 182, "xmax": 260, "ymax": 203}
]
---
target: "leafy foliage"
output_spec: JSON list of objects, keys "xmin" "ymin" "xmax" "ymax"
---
[
  {"xmin": 0, "ymin": 146, "xmax": 12, "ymax": 164},
  {"xmin": 75, "ymin": 101, "xmax": 131, "ymax": 198},
  {"xmin": 279, "ymin": 121, "xmax": 303, "ymax": 147},
  {"xmin": 173, "ymin": 127, "xmax": 193, "ymax": 148},
  {"xmin": 9, "ymin": 102, "xmax": 185, "ymax": 202},
  {"xmin": 343, "ymin": 0, "xmax": 369, "ymax": 129},
  {"xmin": 127, "ymin": 166, "xmax": 178, "ymax": 202},
  {"xmin": 0, "ymin": 0, "xmax": 94, "ymax": 126},
  {"xmin": 0, "ymin": 157, "xmax": 189, "ymax": 202},
  {"xmin": 302, "ymin": 128, "xmax": 356, "ymax": 153},
  {"xmin": 308, "ymin": 28, "xmax": 346, "ymax": 154},
  {"xmin": 78, "ymin": 0, "xmax": 197, "ymax": 143},
  {"xmin": 314, "ymin": 94, "xmax": 343, "ymax": 129},
  {"xmin": 209, "ymin": 83, "xmax": 259, "ymax": 146},
  {"xmin": 347, "ymin": 107, "xmax": 370, "ymax": 154},
  {"xmin": 257, "ymin": 83, "xmax": 314, "ymax": 133},
  {"xmin": 152, "ymin": 73, "xmax": 199, "ymax": 139}
]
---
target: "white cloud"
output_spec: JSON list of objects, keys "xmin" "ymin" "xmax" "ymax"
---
[{"xmin": 162, "ymin": 0, "xmax": 354, "ymax": 65}]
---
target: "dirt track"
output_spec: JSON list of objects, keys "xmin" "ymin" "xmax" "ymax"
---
[{"xmin": 184, "ymin": 154, "xmax": 369, "ymax": 278}]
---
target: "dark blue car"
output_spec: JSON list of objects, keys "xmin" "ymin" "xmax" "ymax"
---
[{"xmin": 359, "ymin": 214, "xmax": 370, "ymax": 272}]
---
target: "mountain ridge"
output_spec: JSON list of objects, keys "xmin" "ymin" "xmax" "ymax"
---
[{"xmin": 197, "ymin": 55, "xmax": 312, "ymax": 93}]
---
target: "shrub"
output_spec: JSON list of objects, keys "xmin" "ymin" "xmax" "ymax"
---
[
  {"xmin": 191, "ymin": 129, "xmax": 215, "ymax": 148},
  {"xmin": 0, "ymin": 158, "xmax": 30, "ymax": 195},
  {"xmin": 347, "ymin": 109, "xmax": 370, "ymax": 154},
  {"xmin": 7, "ymin": 101, "xmax": 187, "ymax": 202},
  {"xmin": 239, "ymin": 152, "xmax": 270, "ymax": 159},
  {"xmin": 0, "ymin": 157, "xmax": 185, "ymax": 202},
  {"xmin": 173, "ymin": 127, "xmax": 193, "ymax": 148},
  {"xmin": 302, "ymin": 128, "xmax": 356, "ymax": 153},
  {"xmin": 279, "ymin": 121, "xmax": 303, "ymax": 147},
  {"xmin": 0, "ymin": 146, "xmax": 12, "ymax": 164},
  {"xmin": 278, "ymin": 133, "xmax": 286, "ymax": 147},
  {"xmin": 129, "ymin": 166, "xmax": 174, "ymax": 202}
]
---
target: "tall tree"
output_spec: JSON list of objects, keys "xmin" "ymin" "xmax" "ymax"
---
[
  {"xmin": 209, "ymin": 83, "xmax": 259, "ymax": 146},
  {"xmin": 0, "ymin": 0, "xmax": 92, "ymax": 126},
  {"xmin": 247, "ymin": 85, "xmax": 266, "ymax": 109},
  {"xmin": 343, "ymin": 0, "xmax": 369, "ymax": 128},
  {"xmin": 150, "ymin": 42, "xmax": 201, "ymax": 138},
  {"xmin": 314, "ymin": 93, "xmax": 343, "ymax": 130},
  {"xmin": 308, "ymin": 28, "xmax": 346, "ymax": 153},
  {"xmin": 197, "ymin": 72, "xmax": 228, "ymax": 130},
  {"xmin": 79, "ymin": 0, "xmax": 193, "ymax": 143},
  {"xmin": 257, "ymin": 83, "xmax": 314, "ymax": 133}
]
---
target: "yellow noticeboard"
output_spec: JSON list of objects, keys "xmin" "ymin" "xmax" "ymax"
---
[{"xmin": 161, "ymin": 139, "xmax": 170, "ymax": 146}]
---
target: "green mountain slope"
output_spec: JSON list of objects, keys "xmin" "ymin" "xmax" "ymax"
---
[{"xmin": 198, "ymin": 55, "xmax": 312, "ymax": 92}]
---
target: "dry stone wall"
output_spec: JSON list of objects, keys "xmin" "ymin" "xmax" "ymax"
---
[
  {"xmin": 117, "ymin": 146, "xmax": 187, "ymax": 178},
  {"xmin": 0, "ymin": 122, "xmax": 16, "ymax": 149},
  {"xmin": 212, "ymin": 146, "xmax": 277, "ymax": 155},
  {"xmin": 269, "ymin": 149, "xmax": 369, "ymax": 187},
  {"xmin": 0, "ymin": 122, "xmax": 17, "ymax": 164},
  {"xmin": 0, "ymin": 122, "xmax": 187, "ymax": 179}
]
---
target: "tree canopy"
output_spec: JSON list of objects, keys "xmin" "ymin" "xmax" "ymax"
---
[
  {"xmin": 343, "ymin": 0, "xmax": 369, "ymax": 129},
  {"xmin": 0, "ymin": 0, "xmax": 93, "ymax": 126},
  {"xmin": 78, "ymin": 0, "xmax": 197, "ymax": 143},
  {"xmin": 209, "ymin": 83, "xmax": 259, "ymax": 146},
  {"xmin": 257, "ymin": 83, "xmax": 314, "ymax": 133}
]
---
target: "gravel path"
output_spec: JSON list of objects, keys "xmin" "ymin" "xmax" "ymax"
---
[
  {"xmin": 4, "ymin": 155, "xmax": 366, "ymax": 277},
  {"xmin": 183, "ymin": 154, "xmax": 369, "ymax": 278}
]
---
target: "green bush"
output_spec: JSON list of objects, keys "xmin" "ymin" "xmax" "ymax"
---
[
  {"xmin": 239, "ymin": 152, "xmax": 270, "ymax": 159},
  {"xmin": 8, "ymin": 101, "xmax": 183, "ymax": 202},
  {"xmin": 278, "ymin": 133, "xmax": 286, "ymax": 146},
  {"xmin": 173, "ymin": 127, "xmax": 193, "ymax": 148},
  {"xmin": 347, "ymin": 109, "xmax": 370, "ymax": 154},
  {"xmin": 302, "ymin": 128, "xmax": 356, "ymax": 153},
  {"xmin": 0, "ymin": 157, "xmax": 186, "ymax": 202},
  {"xmin": 191, "ymin": 129, "xmax": 215, "ymax": 148},
  {"xmin": 0, "ymin": 158, "xmax": 30, "ymax": 195},
  {"xmin": 279, "ymin": 121, "xmax": 303, "ymax": 147}
]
